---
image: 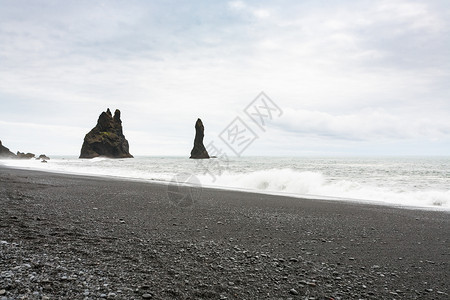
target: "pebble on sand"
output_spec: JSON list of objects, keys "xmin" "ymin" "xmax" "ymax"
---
[{"xmin": 289, "ymin": 288, "xmax": 299, "ymax": 295}]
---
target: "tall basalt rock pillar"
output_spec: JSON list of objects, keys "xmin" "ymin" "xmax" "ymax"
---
[
  {"xmin": 189, "ymin": 118, "xmax": 209, "ymax": 159},
  {"xmin": 79, "ymin": 108, "xmax": 133, "ymax": 159}
]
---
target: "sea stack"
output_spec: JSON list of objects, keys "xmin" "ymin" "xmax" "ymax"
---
[
  {"xmin": 0, "ymin": 140, "xmax": 16, "ymax": 158},
  {"xmin": 79, "ymin": 108, "xmax": 133, "ymax": 159},
  {"xmin": 16, "ymin": 152, "xmax": 35, "ymax": 159},
  {"xmin": 190, "ymin": 118, "xmax": 209, "ymax": 159}
]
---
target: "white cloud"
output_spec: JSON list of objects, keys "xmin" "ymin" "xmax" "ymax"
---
[
  {"xmin": 0, "ymin": 120, "xmax": 86, "ymax": 155},
  {"xmin": 253, "ymin": 9, "xmax": 270, "ymax": 19},
  {"xmin": 375, "ymin": 1, "xmax": 444, "ymax": 32},
  {"xmin": 278, "ymin": 108, "xmax": 450, "ymax": 141},
  {"xmin": 0, "ymin": 0, "xmax": 449, "ymax": 155},
  {"xmin": 228, "ymin": 1, "xmax": 271, "ymax": 19},
  {"xmin": 228, "ymin": 1, "xmax": 246, "ymax": 10}
]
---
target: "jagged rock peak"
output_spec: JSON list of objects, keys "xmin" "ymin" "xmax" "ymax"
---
[
  {"xmin": 114, "ymin": 109, "xmax": 121, "ymax": 123},
  {"xmin": 79, "ymin": 108, "xmax": 133, "ymax": 159},
  {"xmin": 189, "ymin": 118, "xmax": 210, "ymax": 159}
]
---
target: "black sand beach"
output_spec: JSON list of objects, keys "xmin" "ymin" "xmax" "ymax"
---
[{"xmin": 0, "ymin": 166, "xmax": 448, "ymax": 299}]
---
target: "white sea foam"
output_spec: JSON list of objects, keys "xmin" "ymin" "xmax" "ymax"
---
[
  {"xmin": 1, "ymin": 156, "xmax": 449, "ymax": 210},
  {"xmin": 198, "ymin": 168, "xmax": 450, "ymax": 209}
]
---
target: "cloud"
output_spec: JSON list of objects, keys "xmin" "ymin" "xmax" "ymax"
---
[
  {"xmin": 228, "ymin": 1, "xmax": 246, "ymax": 10},
  {"xmin": 0, "ymin": 0, "xmax": 449, "ymax": 155},
  {"xmin": 0, "ymin": 120, "xmax": 86, "ymax": 155},
  {"xmin": 228, "ymin": 0, "xmax": 271, "ymax": 19},
  {"xmin": 277, "ymin": 107, "xmax": 450, "ymax": 141}
]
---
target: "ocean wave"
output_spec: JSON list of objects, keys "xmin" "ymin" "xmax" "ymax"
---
[
  {"xmin": 88, "ymin": 157, "xmax": 110, "ymax": 162},
  {"xmin": 197, "ymin": 168, "xmax": 450, "ymax": 209},
  {"xmin": 1, "ymin": 158, "xmax": 448, "ymax": 210}
]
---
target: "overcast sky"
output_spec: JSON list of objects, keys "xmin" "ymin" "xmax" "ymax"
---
[{"xmin": 1, "ymin": 0, "xmax": 449, "ymax": 156}]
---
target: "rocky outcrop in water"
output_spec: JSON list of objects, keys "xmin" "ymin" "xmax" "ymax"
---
[
  {"xmin": 1, "ymin": 141, "xmax": 49, "ymax": 160},
  {"xmin": 36, "ymin": 154, "xmax": 50, "ymax": 161},
  {"xmin": 79, "ymin": 108, "xmax": 133, "ymax": 159},
  {"xmin": 0, "ymin": 140, "xmax": 16, "ymax": 158},
  {"xmin": 189, "ymin": 118, "xmax": 209, "ymax": 159},
  {"xmin": 16, "ymin": 152, "xmax": 35, "ymax": 159}
]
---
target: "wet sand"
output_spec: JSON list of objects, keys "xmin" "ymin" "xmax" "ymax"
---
[{"xmin": 0, "ymin": 166, "xmax": 449, "ymax": 299}]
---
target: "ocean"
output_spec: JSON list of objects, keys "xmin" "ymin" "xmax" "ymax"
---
[{"xmin": 1, "ymin": 156, "xmax": 449, "ymax": 210}]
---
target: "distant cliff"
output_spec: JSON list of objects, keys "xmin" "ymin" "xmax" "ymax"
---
[
  {"xmin": 80, "ymin": 109, "xmax": 133, "ymax": 159},
  {"xmin": 0, "ymin": 141, "xmax": 48, "ymax": 160},
  {"xmin": 190, "ymin": 118, "xmax": 209, "ymax": 159},
  {"xmin": 0, "ymin": 140, "xmax": 16, "ymax": 158}
]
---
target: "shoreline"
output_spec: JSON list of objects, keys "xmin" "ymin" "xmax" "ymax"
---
[
  {"xmin": 1, "ymin": 165, "xmax": 449, "ymax": 299},
  {"xmin": 1, "ymin": 161, "xmax": 448, "ymax": 212}
]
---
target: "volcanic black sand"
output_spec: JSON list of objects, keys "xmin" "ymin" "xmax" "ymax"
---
[{"xmin": 0, "ymin": 166, "xmax": 448, "ymax": 299}]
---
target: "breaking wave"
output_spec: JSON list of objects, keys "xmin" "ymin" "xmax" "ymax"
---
[
  {"xmin": 197, "ymin": 168, "xmax": 450, "ymax": 209},
  {"xmin": 1, "ymin": 157, "xmax": 449, "ymax": 210}
]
